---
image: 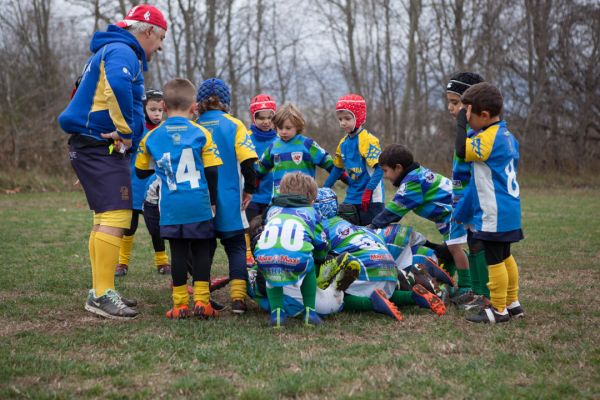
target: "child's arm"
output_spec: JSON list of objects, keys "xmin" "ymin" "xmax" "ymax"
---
[
  {"xmin": 312, "ymin": 218, "xmax": 330, "ymax": 265},
  {"xmin": 134, "ymin": 132, "xmax": 154, "ymax": 178},
  {"xmin": 324, "ymin": 166, "xmax": 344, "ymax": 187},
  {"xmin": 358, "ymin": 133, "xmax": 384, "ymax": 210},
  {"xmin": 455, "ymin": 108, "xmax": 468, "ymax": 159},
  {"xmin": 370, "ymin": 180, "xmax": 423, "ymax": 228},
  {"xmin": 233, "ymin": 123, "xmax": 259, "ymax": 207},
  {"xmin": 361, "ymin": 164, "xmax": 383, "ymax": 211},
  {"xmin": 256, "ymin": 144, "xmax": 274, "ymax": 179}
]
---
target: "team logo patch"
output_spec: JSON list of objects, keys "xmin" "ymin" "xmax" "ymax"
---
[
  {"xmin": 120, "ymin": 186, "xmax": 130, "ymax": 201},
  {"xmin": 291, "ymin": 152, "xmax": 303, "ymax": 165},
  {"xmin": 398, "ymin": 183, "xmax": 407, "ymax": 196},
  {"xmin": 171, "ymin": 133, "xmax": 181, "ymax": 145},
  {"xmin": 425, "ymin": 172, "xmax": 435, "ymax": 183},
  {"xmin": 335, "ymin": 225, "xmax": 352, "ymax": 239},
  {"xmin": 144, "ymin": 11, "xmax": 151, "ymax": 21}
]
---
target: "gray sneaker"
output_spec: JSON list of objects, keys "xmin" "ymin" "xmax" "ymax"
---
[
  {"xmin": 459, "ymin": 295, "xmax": 491, "ymax": 311},
  {"xmin": 87, "ymin": 289, "xmax": 137, "ymax": 308},
  {"xmin": 85, "ymin": 289, "xmax": 138, "ymax": 320}
]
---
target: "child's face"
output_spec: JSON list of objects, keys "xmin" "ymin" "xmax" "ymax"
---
[
  {"xmin": 446, "ymin": 92, "xmax": 462, "ymax": 119},
  {"xmin": 254, "ymin": 110, "xmax": 274, "ymax": 131},
  {"xmin": 381, "ymin": 164, "xmax": 404, "ymax": 183},
  {"xmin": 465, "ymin": 104, "xmax": 488, "ymax": 132},
  {"xmin": 277, "ymin": 118, "xmax": 298, "ymax": 142},
  {"xmin": 146, "ymin": 99, "xmax": 164, "ymax": 125},
  {"xmin": 337, "ymin": 110, "xmax": 356, "ymax": 134}
]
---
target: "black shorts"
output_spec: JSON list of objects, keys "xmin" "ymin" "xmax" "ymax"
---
[
  {"xmin": 142, "ymin": 201, "xmax": 160, "ymax": 237},
  {"xmin": 69, "ymin": 140, "xmax": 132, "ymax": 213},
  {"xmin": 160, "ymin": 220, "xmax": 215, "ymax": 240}
]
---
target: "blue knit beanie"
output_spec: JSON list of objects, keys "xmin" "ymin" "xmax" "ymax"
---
[{"xmin": 196, "ymin": 78, "xmax": 231, "ymax": 106}]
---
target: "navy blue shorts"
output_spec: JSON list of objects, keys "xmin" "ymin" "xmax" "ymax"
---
[
  {"xmin": 142, "ymin": 201, "xmax": 160, "ymax": 237},
  {"xmin": 69, "ymin": 142, "xmax": 132, "ymax": 213},
  {"xmin": 160, "ymin": 220, "xmax": 215, "ymax": 240}
]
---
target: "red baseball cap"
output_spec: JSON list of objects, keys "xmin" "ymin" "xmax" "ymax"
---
[{"xmin": 116, "ymin": 4, "xmax": 167, "ymax": 31}]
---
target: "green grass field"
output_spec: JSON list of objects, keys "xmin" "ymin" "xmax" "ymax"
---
[{"xmin": 1, "ymin": 187, "xmax": 599, "ymax": 399}]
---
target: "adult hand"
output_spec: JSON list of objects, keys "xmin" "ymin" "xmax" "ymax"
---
[
  {"xmin": 101, "ymin": 131, "xmax": 131, "ymax": 152},
  {"xmin": 241, "ymin": 192, "xmax": 252, "ymax": 210},
  {"xmin": 361, "ymin": 189, "xmax": 373, "ymax": 212}
]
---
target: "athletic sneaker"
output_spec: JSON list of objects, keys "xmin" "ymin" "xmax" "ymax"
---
[
  {"xmin": 417, "ymin": 256, "xmax": 455, "ymax": 287},
  {"xmin": 507, "ymin": 301, "xmax": 525, "ymax": 318},
  {"xmin": 411, "ymin": 284, "xmax": 446, "ymax": 316},
  {"xmin": 270, "ymin": 308, "xmax": 286, "ymax": 328},
  {"xmin": 166, "ymin": 304, "xmax": 190, "ymax": 319},
  {"xmin": 88, "ymin": 289, "xmax": 136, "ymax": 308},
  {"xmin": 209, "ymin": 276, "xmax": 231, "ymax": 292},
  {"xmin": 317, "ymin": 254, "xmax": 345, "ymax": 290},
  {"xmin": 193, "ymin": 300, "xmax": 218, "ymax": 319},
  {"xmin": 85, "ymin": 289, "xmax": 138, "ymax": 320},
  {"xmin": 459, "ymin": 294, "xmax": 490, "ymax": 311},
  {"xmin": 397, "ymin": 269, "xmax": 413, "ymax": 292},
  {"xmin": 466, "ymin": 306, "xmax": 510, "ymax": 324},
  {"xmin": 231, "ymin": 299, "xmax": 247, "ymax": 314},
  {"xmin": 408, "ymin": 264, "xmax": 437, "ymax": 294},
  {"xmin": 114, "ymin": 264, "xmax": 128, "ymax": 277},
  {"xmin": 370, "ymin": 288, "xmax": 403, "ymax": 321},
  {"xmin": 303, "ymin": 307, "xmax": 323, "ymax": 327},
  {"xmin": 451, "ymin": 290, "xmax": 475, "ymax": 306},
  {"xmin": 333, "ymin": 255, "xmax": 360, "ymax": 292},
  {"xmin": 210, "ymin": 299, "xmax": 227, "ymax": 312},
  {"xmin": 157, "ymin": 264, "xmax": 171, "ymax": 275}
]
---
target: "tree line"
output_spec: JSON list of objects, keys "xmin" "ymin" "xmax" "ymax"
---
[{"xmin": 0, "ymin": 0, "xmax": 598, "ymax": 181}]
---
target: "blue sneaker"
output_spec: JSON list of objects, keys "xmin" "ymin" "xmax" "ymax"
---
[
  {"xmin": 303, "ymin": 307, "xmax": 323, "ymax": 327},
  {"xmin": 370, "ymin": 288, "xmax": 403, "ymax": 321},
  {"xmin": 270, "ymin": 308, "xmax": 286, "ymax": 328}
]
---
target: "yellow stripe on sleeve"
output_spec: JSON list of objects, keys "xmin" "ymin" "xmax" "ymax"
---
[{"xmin": 465, "ymin": 125, "xmax": 499, "ymax": 162}]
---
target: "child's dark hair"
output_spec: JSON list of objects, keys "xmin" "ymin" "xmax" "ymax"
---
[
  {"xmin": 163, "ymin": 78, "xmax": 196, "ymax": 111},
  {"xmin": 378, "ymin": 144, "xmax": 414, "ymax": 169},
  {"xmin": 447, "ymin": 72, "xmax": 485, "ymax": 96},
  {"xmin": 461, "ymin": 82, "xmax": 503, "ymax": 117},
  {"xmin": 197, "ymin": 95, "xmax": 229, "ymax": 114}
]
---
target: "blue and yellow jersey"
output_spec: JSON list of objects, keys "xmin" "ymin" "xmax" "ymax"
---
[
  {"xmin": 256, "ymin": 134, "xmax": 333, "ymax": 197},
  {"xmin": 384, "ymin": 165, "xmax": 453, "ymax": 226},
  {"xmin": 58, "ymin": 25, "xmax": 147, "ymax": 142},
  {"xmin": 460, "ymin": 120, "xmax": 521, "ymax": 233},
  {"xmin": 195, "ymin": 110, "xmax": 258, "ymax": 233},
  {"xmin": 135, "ymin": 116, "xmax": 222, "ymax": 226},
  {"xmin": 248, "ymin": 125, "xmax": 277, "ymax": 204},
  {"xmin": 255, "ymin": 204, "xmax": 327, "ymax": 287},
  {"xmin": 321, "ymin": 216, "xmax": 397, "ymax": 282},
  {"xmin": 333, "ymin": 128, "xmax": 384, "ymax": 204}
]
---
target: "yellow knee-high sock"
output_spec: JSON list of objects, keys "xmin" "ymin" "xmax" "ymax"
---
[
  {"xmin": 89, "ymin": 231, "xmax": 97, "ymax": 291},
  {"xmin": 193, "ymin": 281, "xmax": 210, "ymax": 304},
  {"xmin": 172, "ymin": 284, "xmax": 190, "ymax": 308},
  {"xmin": 154, "ymin": 251, "xmax": 169, "ymax": 267},
  {"xmin": 487, "ymin": 262, "xmax": 509, "ymax": 313},
  {"xmin": 94, "ymin": 232, "xmax": 122, "ymax": 297},
  {"xmin": 118, "ymin": 234, "xmax": 135, "ymax": 265},
  {"xmin": 244, "ymin": 233, "xmax": 253, "ymax": 261},
  {"xmin": 230, "ymin": 279, "xmax": 247, "ymax": 301},
  {"xmin": 504, "ymin": 255, "xmax": 520, "ymax": 306}
]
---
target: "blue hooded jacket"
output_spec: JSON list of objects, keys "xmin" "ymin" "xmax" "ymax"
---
[{"xmin": 58, "ymin": 25, "xmax": 147, "ymax": 143}]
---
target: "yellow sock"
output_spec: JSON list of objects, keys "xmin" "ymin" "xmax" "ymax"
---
[
  {"xmin": 487, "ymin": 262, "xmax": 509, "ymax": 313},
  {"xmin": 118, "ymin": 234, "xmax": 134, "ymax": 265},
  {"xmin": 193, "ymin": 281, "xmax": 210, "ymax": 304},
  {"xmin": 504, "ymin": 255, "xmax": 520, "ymax": 305},
  {"xmin": 94, "ymin": 232, "xmax": 122, "ymax": 296},
  {"xmin": 154, "ymin": 251, "xmax": 169, "ymax": 267},
  {"xmin": 230, "ymin": 279, "xmax": 247, "ymax": 301},
  {"xmin": 89, "ymin": 231, "xmax": 97, "ymax": 291},
  {"xmin": 245, "ymin": 233, "xmax": 253, "ymax": 261},
  {"xmin": 172, "ymin": 284, "xmax": 189, "ymax": 308}
]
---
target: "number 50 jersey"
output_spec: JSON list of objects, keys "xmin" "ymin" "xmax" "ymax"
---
[{"xmin": 135, "ymin": 116, "xmax": 222, "ymax": 226}]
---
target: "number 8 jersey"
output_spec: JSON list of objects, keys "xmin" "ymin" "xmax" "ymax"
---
[
  {"xmin": 135, "ymin": 116, "xmax": 223, "ymax": 225},
  {"xmin": 463, "ymin": 120, "xmax": 521, "ymax": 235}
]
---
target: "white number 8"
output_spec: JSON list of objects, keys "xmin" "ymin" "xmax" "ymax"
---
[{"xmin": 505, "ymin": 159, "xmax": 519, "ymax": 198}]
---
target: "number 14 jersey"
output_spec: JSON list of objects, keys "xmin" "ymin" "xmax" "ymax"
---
[{"xmin": 135, "ymin": 116, "xmax": 222, "ymax": 225}]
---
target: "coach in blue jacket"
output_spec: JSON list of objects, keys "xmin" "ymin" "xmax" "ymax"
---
[{"xmin": 58, "ymin": 4, "xmax": 167, "ymax": 320}]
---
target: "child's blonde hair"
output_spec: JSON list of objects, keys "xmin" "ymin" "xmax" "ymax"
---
[
  {"xmin": 272, "ymin": 103, "xmax": 305, "ymax": 134},
  {"xmin": 279, "ymin": 172, "xmax": 318, "ymax": 203}
]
